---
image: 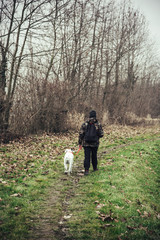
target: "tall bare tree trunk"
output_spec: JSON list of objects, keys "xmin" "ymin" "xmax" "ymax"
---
[{"xmin": 0, "ymin": 42, "xmax": 7, "ymax": 132}]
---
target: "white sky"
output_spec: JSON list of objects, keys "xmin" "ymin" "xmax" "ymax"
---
[{"xmin": 131, "ymin": 0, "xmax": 160, "ymax": 50}]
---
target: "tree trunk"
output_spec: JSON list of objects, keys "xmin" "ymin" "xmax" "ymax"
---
[{"xmin": 0, "ymin": 43, "xmax": 7, "ymax": 132}]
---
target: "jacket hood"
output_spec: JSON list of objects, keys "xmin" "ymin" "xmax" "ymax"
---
[{"xmin": 89, "ymin": 110, "xmax": 96, "ymax": 118}]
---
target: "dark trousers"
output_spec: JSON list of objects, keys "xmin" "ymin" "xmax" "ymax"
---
[{"xmin": 84, "ymin": 147, "xmax": 98, "ymax": 170}]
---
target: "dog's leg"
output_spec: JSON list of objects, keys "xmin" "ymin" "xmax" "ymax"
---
[
  {"xmin": 64, "ymin": 158, "xmax": 68, "ymax": 174},
  {"xmin": 68, "ymin": 158, "xmax": 73, "ymax": 174}
]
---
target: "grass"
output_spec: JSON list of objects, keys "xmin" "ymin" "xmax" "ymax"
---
[
  {"xmin": 65, "ymin": 137, "xmax": 160, "ymax": 240},
  {"xmin": 0, "ymin": 126, "xmax": 159, "ymax": 240},
  {"xmin": 0, "ymin": 133, "xmax": 72, "ymax": 240}
]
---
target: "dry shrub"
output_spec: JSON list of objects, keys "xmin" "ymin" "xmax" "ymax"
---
[
  {"xmin": 102, "ymin": 111, "xmax": 110, "ymax": 126},
  {"xmin": 67, "ymin": 111, "xmax": 109, "ymax": 130},
  {"xmin": 9, "ymin": 79, "xmax": 70, "ymax": 134},
  {"xmin": 125, "ymin": 112, "xmax": 160, "ymax": 126},
  {"xmin": 67, "ymin": 112, "xmax": 85, "ymax": 130}
]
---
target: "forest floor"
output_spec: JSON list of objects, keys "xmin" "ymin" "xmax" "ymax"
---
[{"xmin": 0, "ymin": 125, "xmax": 160, "ymax": 240}]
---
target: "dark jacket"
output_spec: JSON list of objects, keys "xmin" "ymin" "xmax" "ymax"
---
[{"xmin": 78, "ymin": 118, "xmax": 104, "ymax": 147}]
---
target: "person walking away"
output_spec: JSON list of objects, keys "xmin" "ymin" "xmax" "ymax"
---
[{"xmin": 78, "ymin": 110, "xmax": 104, "ymax": 175}]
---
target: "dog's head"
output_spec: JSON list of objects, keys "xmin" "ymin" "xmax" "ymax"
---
[
  {"xmin": 65, "ymin": 149, "xmax": 74, "ymax": 153},
  {"xmin": 65, "ymin": 149, "xmax": 72, "ymax": 153}
]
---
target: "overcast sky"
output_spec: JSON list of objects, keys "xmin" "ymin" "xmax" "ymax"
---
[{"xmin": 131, "ymin": 0, "xmax": 160, "ymax": 49}]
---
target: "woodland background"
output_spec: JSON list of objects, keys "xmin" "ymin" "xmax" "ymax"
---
[{"xmin": 0, "ymin": 0, "xmax": 160, "ymax": 137}]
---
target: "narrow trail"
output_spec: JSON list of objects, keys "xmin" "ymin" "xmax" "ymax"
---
[
  {"xmin": 28, "ymin": 158, "xmax": 84, "ymax": 240},
  {"xmin": 28, "ymin": 137, "xmax": 160, "ymax": 240}
]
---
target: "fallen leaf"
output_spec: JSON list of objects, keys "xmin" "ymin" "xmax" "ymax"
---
[
  {"xmin": 96, "ymin": 203, "xmax": 105, "ymax": 209},
  {"xmin": 77, "ymin": 173, "xmax": 84, "ymax": 176},
  {"xmin": 115, "ymin": 205, "xmax": 124, "ymax": 209},
  {"xmin": 63, "ymin": 214, "xmax": 72, "ymax": 220},
  {"xmin": 127, "ymin": 225, "xmax": 137, "ymax": 230},
  {"xmin": 14, "ymin": 206, "xmax": 21, "ymax": 210},
  {"xmin": 137, "ymin": 209, "xmax": 141, "ymax": 215},
  {"xmin": 99, "ymin": 214, "xmax": 114, "ymax": 222},
  {"xmin": 0, "ymin": 180, "xmax": 7, "ymax": 184},
  {"xmin": 10, "ymin": 193, "xmax": 22, "ymax": 197},
  {"xmin": 121, "ymin": 218, "xmax": 127, "ymax": 222},
  {"xmin": 139, "ymin": 225, "xmax": 148, "ymax": 232},
  {"xmin": 62, "ymin": 227, "xmax": 68, "ymax": 232},
  {"xmin": 125, "ymin": 199, "xmax": 132, "ymax": 204},
  {"xmin": 157, "ymin": 213, "xmax": 160, "ymax": 219},
  {"xmin": 101, "ymin": 223, "xmax": 114, "ymax": 228},
  {"xmin": 114, "ymin": 219, "xmax": 119, "ymax": 223},
  {"xmin": 95, "ymin": 211, "xmax": 100, "ymax": 215},
  {"xmin": 41, "ymin": 170, "xmax": 49, "ymax": 175},
  {"xmin": 141, "ymin": 211, "xmax": 150, "ymax": 218}
]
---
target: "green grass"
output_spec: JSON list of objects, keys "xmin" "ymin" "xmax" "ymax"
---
[
  {"xmin": 0, "ymin": 126, "xmax": 159, "ymax": 240},
  {"xmin": 66, "ymin": 138, "xmax": 160, "ymax": 240},
  {"xmin": 0, "ymin": 134, "xmax": 70, "ymax": 240}
]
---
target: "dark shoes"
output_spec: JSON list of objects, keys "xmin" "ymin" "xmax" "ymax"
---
[
  {"xmin": 84, "ymin": 169, "xmax": 89, "ymax": 175},
  {"xmin": 94, "ymin": 168, "xmax": 98, "ymax": 172},
  {"xmin": 84, "ymin": 169, "xmax": 98, "ymax": 175}
]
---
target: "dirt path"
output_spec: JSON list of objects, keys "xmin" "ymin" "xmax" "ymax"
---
[
  {"xmin": 28, "ymin": 137, "xmax": 160, "ymax": 240},
  {"xmin": 28, "ymin": 159, "xmax": 84, "ymax": 240}
]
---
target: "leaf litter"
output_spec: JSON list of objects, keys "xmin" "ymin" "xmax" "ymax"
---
[{"xmin": 0, "ymin": 125, "xmax": 160, "ymax": 239}]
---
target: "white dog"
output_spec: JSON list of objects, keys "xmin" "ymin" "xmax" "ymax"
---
[{"xmin": 64, "ymin": 149, "xmax": 74, "ymax": 175}]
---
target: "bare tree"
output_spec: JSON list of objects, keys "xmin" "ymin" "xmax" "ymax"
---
[
  {"xmin": 0, "ymin": 41, "xmax": 7, "ymax": 131},
  {"xmin": 101, "ymin": 0, "xmax": 148, "ymax": 121},
  {"xmin": 1, "ymin": 0, "xmax": 159, "ymax": 135},
  {"xmin": 0, "ymin": 0, "xmax": 72, "ymax": 133}
]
